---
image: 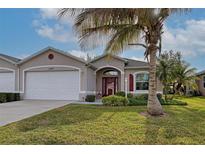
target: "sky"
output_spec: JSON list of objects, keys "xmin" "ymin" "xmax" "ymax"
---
[{"xmin": 0, "ymin": 8, "xmax": 205, "ymax": 72}]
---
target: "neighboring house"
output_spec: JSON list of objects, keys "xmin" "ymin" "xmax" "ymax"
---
[
  {"xmin": 196, "ymin": 70, "xmax": 205, "ymax": 96},
  {"xmin": 0, "ymin": 46, "xmax": 163, "ymax": 101}
]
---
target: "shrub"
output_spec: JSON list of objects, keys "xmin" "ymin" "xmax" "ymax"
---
[
  {"xmin": 187, "ymin": 90, "xmax": 201, "ymax": 97},
  {"xmin": 127, "ymin": 93, "xmax": 133, "ymax": 98},
  {"xmin": 0, "ymin": 93, "xmax": 7, "ymax": 103},
  {"xmin": 161, "ymin": 100, "xmax": 187, "ymax": 105},
  {"xmin": 0, "ymin": 93, "xmax": 20, "ymax": 103},
  {"xmin": 102, "ymin": 95, "xmax": 128, "ymax": 106},
  {"xmin": 6, "ymin": 93, "xmax": 16, "ymax": 102},
  {"xmin": 128, "ymin": 98, "xmax": 147, "ymax": 106},
  {"xmin": 14, "ymin": 93, "xmax": 20, "ymax": 101},
  {"xmin": 128, "ymin": 94, "xmax": 187, "ymax": 106},
  {"xmin": 85, "ymin": 95, "xmax": 95, "ymax": 102},
  {"xmin": 115, "ymin": 91, "xmax": 125, "ymax": 97},
  {"xmin": 134, "ymin": 94, "xmax": 148, "ymax": 100}
]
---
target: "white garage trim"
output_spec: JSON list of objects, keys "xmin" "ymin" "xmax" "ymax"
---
[
  {"xmin": 0, "ymin": 67, "xmax": 16, "ymax": 92},
  {"xmin": 22, "ymin": 65, "xmax": 81, "ymax": 95}
]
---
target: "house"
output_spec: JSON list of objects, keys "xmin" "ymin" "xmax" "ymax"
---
[
  {"xmin": 0, "ymin": 46, "xmax": 163, "ymax": 101},
  {"xmin": 196, "ymin": 70, "xmax": 205, "ymax": 96}
]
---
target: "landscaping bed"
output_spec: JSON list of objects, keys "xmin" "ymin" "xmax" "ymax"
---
[{"xmin": 102, "ymin": 92, "xmax": 187, "ymax": 106}]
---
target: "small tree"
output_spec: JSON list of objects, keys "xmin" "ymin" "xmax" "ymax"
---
[
  {"xmin": 173, "ymin": 62, "xmax": 198, "ymax": 95},
  {"xmin": 157, "ymin": 50, "xmax": 176, "ymax": 100},
  {"xmin": 157, "ymin": 50, "xmax": 198, "ymax": 98}
]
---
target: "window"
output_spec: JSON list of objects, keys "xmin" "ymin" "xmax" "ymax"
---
[
  {"xmin": 135, "ymin": 72, "xmax": 149, "ymax": 90},
  {"xmin": 103, "ymin": 70, "xmax": 119, "ymax": 76},
  {"xmin": 203, "ymin": 76, "xmax": 205, "ymax": 88}
]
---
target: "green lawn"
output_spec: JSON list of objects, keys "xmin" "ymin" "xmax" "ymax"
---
[{"xmin": 0, "ymin": 96, "xmax": 205, "ymax": 144}]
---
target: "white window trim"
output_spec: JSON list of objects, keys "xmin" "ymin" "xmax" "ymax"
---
[{"xmin": 134, "ymin": 71, "xmax": 149, "ymax": 92}]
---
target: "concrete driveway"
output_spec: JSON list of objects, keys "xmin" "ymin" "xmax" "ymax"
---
[{"xmin": 0, "ymin": 100, "xmax": 72, "ymax": 126}]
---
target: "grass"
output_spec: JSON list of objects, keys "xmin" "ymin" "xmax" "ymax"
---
[{"xmin": 0, "ymin": 96, "xmax": 205, "ymax": 144}]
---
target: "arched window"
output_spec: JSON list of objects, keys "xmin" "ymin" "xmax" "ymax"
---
[
  {"xmin": 103, "ymin": 70, "xmax": 119, "ymax": 76},
  {"xmin": 135, "ymin": 72, "xmax": 149, "ymax": 90}
]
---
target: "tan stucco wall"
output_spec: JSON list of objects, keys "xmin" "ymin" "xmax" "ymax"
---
[
  {"xmin": 0, "ymin": 58, "xmax": 19, "ymax": 91},
  {"xmin": 91, "ymin": 56, "xmax": 125, "ymax": 71},
  {"xmin": 86, "ymin": 67, "xmax": 96, "ymax": 92},
  {"xmin": 197, "ymin": 75, "xmax": 205, "ymax": 96},
  {"xmin": 125, "ymin": 68, "xmax": 163, "ymax": 93}
]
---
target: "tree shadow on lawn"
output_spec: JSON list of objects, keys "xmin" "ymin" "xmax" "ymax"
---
[
  {"xmin": 14, "ymin": 104, "xmax": 143, "ymax": 132},
  {"xmin": 143, "ymin": 105, "xmax": 205, "ymax": 144}
]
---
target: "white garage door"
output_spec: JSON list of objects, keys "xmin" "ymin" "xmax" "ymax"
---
[
  {"xmin": 0, "ymin": 72, "xmax": 15, "ymax": 92},
  {"xmin": 24, "ymin": 71, "xmax": 80, "ymax": 100}
]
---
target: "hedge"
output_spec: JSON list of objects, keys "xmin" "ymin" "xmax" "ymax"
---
[
  {"xmin": 102, "ymin": 95, "xmax": 128, "ymax": 106},
  {"xmin": 0, "ymin": 93, "xmax": 20, "ymax": 103},
  {"xmin": 85, "ymin": 95, "xmax": 96, "ymax": 102},
  {"xmin": 115, "ymin": 91, "xmax": 125, "ymax": 97},
  {"xmin": 127, "ymin": 97, "xmax": 187, "ymax": 106}
]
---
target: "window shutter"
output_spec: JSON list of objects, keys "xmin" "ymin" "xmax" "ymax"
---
[{"xmin": 129, "ymin": 74, "xmax": 134, "ymax": 91}]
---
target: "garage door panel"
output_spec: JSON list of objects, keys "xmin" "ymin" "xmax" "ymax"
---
[
  {"xmin": 24, "ymin": 71, "xmax": 79, "ymax": 100},
  {"xmin": 0, "ymin": 72, "xmax": 15, "ymax": 92}
]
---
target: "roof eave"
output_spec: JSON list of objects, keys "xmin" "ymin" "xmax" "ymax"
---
[
  {"xmin": 124, "ymin": 66, "xmax": 149, "ymax": 69},
  {"xmin": 0, "ymin": 55, "xmax": 18, "ymax": 65}
]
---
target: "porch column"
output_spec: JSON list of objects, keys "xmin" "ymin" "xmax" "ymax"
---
[{"xmin": 120, "ymin": 72, "xmax": 125, "ymax": 91}]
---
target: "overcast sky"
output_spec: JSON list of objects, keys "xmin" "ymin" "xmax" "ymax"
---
[{"xmin": 0, "ymin": 8, "xmax": 204, "ymax": 71}]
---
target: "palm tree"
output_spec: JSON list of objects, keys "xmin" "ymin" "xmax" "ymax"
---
[
  {"xmin": 157, "ymin": 51, "xmax": 175, "ymax": 101},
  {"xmin": 173, "ymin": 62, "xmax": 198, "ymax": 95},
  {"xmin": 59, "ymin": 8, "xmax": 189, "ymax": 116},
  {"xmin": 157, "ymin": 50, "xmax": 197, "ymax": 99}
]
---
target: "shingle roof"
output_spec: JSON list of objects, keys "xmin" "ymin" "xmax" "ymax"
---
[
  {"xmin": 0, "ymin": 53, "xmax": 21, "ymax": 63},
  {"xmin": 123, "ymin": 58, "xmax": 149, "ymax": 68},
  {"xmin": 196, "ymin": 70, "xmax": 205, "ymax": 76}
]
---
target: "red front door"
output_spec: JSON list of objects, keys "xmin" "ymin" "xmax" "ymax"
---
[{"xmin": 102, "ymin": 77, "xmax": 118, "ymax": 96}]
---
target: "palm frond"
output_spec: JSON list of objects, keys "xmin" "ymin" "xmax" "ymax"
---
[
  {"xmin": 105, "ymin": 25, "xmax": 142, "ymax": 54},
  {"xmin": 59, "ymin": 8, "xmax": 191, "ymax": 58}
]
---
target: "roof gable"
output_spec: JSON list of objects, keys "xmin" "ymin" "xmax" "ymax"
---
[
  {"xmin": 89, "ymin": 53, "xmax": 127, "ymax": 64},
  {"xmin": 18, "ymin": 46, "xmax": 86, "ymax": 65},
  {"xmin": 0, "ymin": 53, "xmax": 21, "ymax": 64}
]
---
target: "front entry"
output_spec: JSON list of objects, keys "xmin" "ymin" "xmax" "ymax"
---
[{"xmin": 102, "ymin": 77, "xmax": 118, "ymax": 96}]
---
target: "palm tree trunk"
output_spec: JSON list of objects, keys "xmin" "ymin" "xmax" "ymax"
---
[
  {"xmin": 147, "ymin": 46, "xmax": 164, "ymax": 115},
  {"xmin": 164, "ymin": 83, "xmax": 168, "ymax": 102}
]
